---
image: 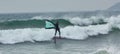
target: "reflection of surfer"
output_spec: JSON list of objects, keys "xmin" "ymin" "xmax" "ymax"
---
[{"xmin": 54, "ymin": 21, "xmax": 61, "ymax": 38}]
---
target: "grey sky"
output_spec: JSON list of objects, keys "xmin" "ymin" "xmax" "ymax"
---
[{"xmin": 0, "ymin": 0, "xmax": 120, "ymax": 13}]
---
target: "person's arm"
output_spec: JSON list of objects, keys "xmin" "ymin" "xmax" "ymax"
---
[{"xmin": 46, "ymin": 20, "xmax": 55, "ymax": 26}]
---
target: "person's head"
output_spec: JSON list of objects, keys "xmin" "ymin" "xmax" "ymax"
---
[{"xmin": 56, "ymin": 20, "xmax": 59, "ymax": 24}]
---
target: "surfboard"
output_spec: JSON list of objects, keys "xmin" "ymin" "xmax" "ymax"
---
[
  {"xmin": 52, "ymin": 36, "xmax": 66, "ymax": 43},
  {"xmin": 52, "ymin": 36, "xmax": 65, "ymax": 39},
  {"xmin": 45, "ymin": 20, "xmax": 55, "ymax": 29}
]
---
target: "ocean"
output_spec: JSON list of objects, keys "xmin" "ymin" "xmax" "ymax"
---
[{"xmin": 0, "ymin": 12, "xmax": 120, "ymax": 54}]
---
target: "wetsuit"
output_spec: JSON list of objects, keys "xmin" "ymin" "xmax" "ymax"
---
[{"xmin": 54, "ymin": 21, "xmax": 61, "ymax": 37}]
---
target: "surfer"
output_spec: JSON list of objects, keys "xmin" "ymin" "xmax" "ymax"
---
[
  {"xmin": 54, "ymin": 21, "xmax": 61, "ymax": 38},
  {"xmin": 45, "ymin": 20, "xmax": 61, "ymax": 43},
  {"xmin": 45, "ymin": 20, "xmax": 61, "ymax": 38}
]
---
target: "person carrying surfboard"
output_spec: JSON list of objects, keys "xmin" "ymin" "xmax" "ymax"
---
[
  {"xmin": 54, "ymin": 21, "xmax": 61, "ymax": 38},
  {"xmin": 45, "ymin": 20, "xmax": 61, "ymax": 38}
]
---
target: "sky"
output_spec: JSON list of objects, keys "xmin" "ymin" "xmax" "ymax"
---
[{"xmin": 0, "ymin": 0, "xmax": 120, "ymax": 13}]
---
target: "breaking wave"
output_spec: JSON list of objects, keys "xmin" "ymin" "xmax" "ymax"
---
[
  {"xmin": 0, "ymin": 16, "xmax": 108, "ymax": 29},
  {"xmin": 0, "ymin": 24, "xmax": 110, "ymax": 44}
]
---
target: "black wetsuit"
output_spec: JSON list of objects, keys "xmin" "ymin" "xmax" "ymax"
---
[{"xmin": 54, "ymin": 22, "xmax": 61, "ymax": 37}]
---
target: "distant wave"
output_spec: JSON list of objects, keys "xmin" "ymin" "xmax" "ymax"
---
[
  {"xmin": 0, "ymin": 16, "xmax": 109, "ymax": 29},
  {"xmin": 0, "ymin": 19, "xmax": 72, "ymax": 29},
  {"xmin": 32, "ymin": 16, "xmax": 107, "ymax": 25}
]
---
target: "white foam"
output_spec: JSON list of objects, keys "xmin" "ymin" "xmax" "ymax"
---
[
  {"xmin": 0, "ymin": 23, "xmax": 112, "ymax": 44},
  {"xmin": 92, "ymin": 46, "xmax": 120, "ymax": 54},
  {"xmin": 65, "ymin": 16, "xmax": 107, "ymax": 26},
  {"xmin": 31, "ymin": 16, "xmax": 54, "ymax": 20},
  {"xmin": 0, "ymin": 28, "xmax": 55, "ymax": 44}
]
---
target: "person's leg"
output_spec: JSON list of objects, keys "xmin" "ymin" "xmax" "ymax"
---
[
  {"xmin": 58, "ymin": 28, "xmax": 61, "ymax": 38},
  {"xmin": 54, "ymin": 29, "xmax": 57, "ymax": 37},
  {"xmin": 53, "ymin": 29, "xmax": 57, "ymax": 43}
]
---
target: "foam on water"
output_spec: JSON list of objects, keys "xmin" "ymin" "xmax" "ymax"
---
[
  {"xmin": 0, "ymin": 24, "xmax": 112, "ymax": 44},
  {"xmin": 64, "ymin": 16, "xmax": 106, "ymax": 25},
  {"xmin": 92, "ymin": 46, "xmax": 120, "ymax": 54}
]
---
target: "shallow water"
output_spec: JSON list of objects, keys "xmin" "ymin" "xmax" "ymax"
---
[{"xmin": 0, "ymin": 30, "xmax": 119, "ymax": 54}]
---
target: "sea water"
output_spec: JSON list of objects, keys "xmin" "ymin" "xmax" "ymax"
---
[{"xmin": 0, "ymin": 12, "xmax": 120, "ymax": 54}]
